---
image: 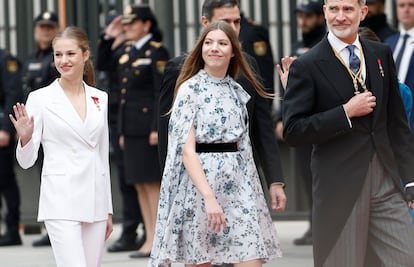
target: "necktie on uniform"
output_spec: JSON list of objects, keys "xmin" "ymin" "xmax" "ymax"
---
[
  {"xmin": 346, "ymin": 44, "xmax": 360, "ymax": 74},
  {"xmin": 395, "ymin": 33, "xmax": 410, "ymax": 73}
]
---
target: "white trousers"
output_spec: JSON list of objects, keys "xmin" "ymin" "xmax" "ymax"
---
[{"xmin": 44, "ymin": 219, "xmax": 107, "ymax": 267}]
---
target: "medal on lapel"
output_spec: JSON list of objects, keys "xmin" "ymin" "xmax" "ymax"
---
[
  {"xmin": 377, "ymin": 59, "xmax": 384, "ymax": 77},
  {"xmin": 91, "ymin": 96, "xmax": 101, "ymax": 111}
]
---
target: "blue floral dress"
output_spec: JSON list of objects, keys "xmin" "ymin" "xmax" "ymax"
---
[{"xmin": 149, "ymin": 69, "xmax": 281, "ymax": 266}]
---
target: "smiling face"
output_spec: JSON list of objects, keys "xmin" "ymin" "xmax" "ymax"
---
[
  {"xmin": 324, "ymin": 0, "xmax": 368, "ymax": 43},
  {"xmin": 53, "ymin": 37, "xmax": 89, "ymax": 81},
  {"xmin": 202, "ymin": 29, "xmax": 233, "ymax": 78}
]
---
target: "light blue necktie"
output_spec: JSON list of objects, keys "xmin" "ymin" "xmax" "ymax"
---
[
  {"xmin": 346, "ymin": 45, "xmax": 360, "ymax": 74},
  {"xmin": 395, "ymin": 34, "xmax": 410, "ymax": 73}
]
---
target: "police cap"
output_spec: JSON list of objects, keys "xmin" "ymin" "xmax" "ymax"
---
[
  {"xmin": 34, "ymin": 11, "xmax": 58, "ymax": 27},
  {"xmin": 295, "ymin": 1, "xmax": 323, "ymax": 15},
  {"xmin": 121, "ymin": 4, "xmax": 156, "ymax": 25}
]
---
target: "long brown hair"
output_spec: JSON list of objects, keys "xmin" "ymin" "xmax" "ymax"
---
[
  {"xmin": 52, "ymin": 26, "xmax": 96, "ymax": 87},
  {"xmin": 174, "ymin": 21, "xmax": 271, "ymax": 105}
]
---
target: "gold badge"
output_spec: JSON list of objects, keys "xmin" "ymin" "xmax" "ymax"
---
[
  {"xmin": 150, "ymin": 41, "xmax": 162, "ymax": 48},
  {"xmin": 119, "ymin": 54, "xmax": 129, "ymax": 64},
  {"xmin": 124, "ymin": 5, "xmax": 132, "ymax": 15},
  {"xmin": 157, "ymin": 60, "xmax": 167, "ymax": 74},
  {"xmin": 7, "ymin": 60, "xmax": 18, "ymax": 73},
  {"xmin": 253, "ymin": 41, "xmax": 267, "ymax": 56},
  {"xmin": 43, "ymin": 12, "xmax": 51, "ymax": 20}
]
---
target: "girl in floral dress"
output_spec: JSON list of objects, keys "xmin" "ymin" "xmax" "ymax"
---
[{"xmin": 149, "ymin": 21, "xmax": 281, "ymax": 267}]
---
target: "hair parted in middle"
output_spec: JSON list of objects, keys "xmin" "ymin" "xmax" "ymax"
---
[{"xmin": 173, "ymin": 20, "xmax": 271, "ymax": 105}]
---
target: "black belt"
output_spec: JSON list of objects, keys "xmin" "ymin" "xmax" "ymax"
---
[{"xmin": 196, "ymin": 142, "xmax": 238, "ymax": 153}]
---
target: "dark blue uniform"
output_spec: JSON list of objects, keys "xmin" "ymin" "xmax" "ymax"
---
[
  {"xmin": 22, "ymin": 47, "xmax": 59, "ymax": 98},
  {"xmin": 239, "ymin": 14, "xmax": 275, "ymax": 113},
  {"xmin": 0, "ymin": 49, "xmax": 23, "ymax": 246}
]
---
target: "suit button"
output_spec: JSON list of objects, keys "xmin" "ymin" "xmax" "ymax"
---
[
  {"xmin": 135, "ymin": 70, "xmax": 140, "ymax": 75},
  {"xmin": 142, "ymin": 107, "xmax": 148, "ymax": 113},
  {"xmin": 122, "ymin": 77, "xmax": 128, "ymax": 83},
  {"xmin": 121, "ymin": 99, "xmax": 126, "ymax": 104},
  {"xmin": 121, "ymin": 88, "xmax": 126, "ymax": 94},
  {"xmin": 89, "ymin": 147, "xmax": 94, "ymax": 151}
]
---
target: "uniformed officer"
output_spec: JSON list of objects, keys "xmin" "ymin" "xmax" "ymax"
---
[
  {"xmin": 98, "ymin": 4, "xmax": 170, "ymax": 258},
  {"xmin": 0, "ymin": 49, "xmax": 23, "ymax": 246},
  {"xmin": 23, "ymin": 11, "xmax": 60, "ymax": 247},
  {"xmin": 23, "ymin": 11, "xmax": 60, "ymax": 98},
  {"xmin": 96, "ymin": 11, "xmax": 145, "ymax": 253},
  {"xmin": 239, "ymin": 13, "xmax": 275, "ymax": 112}
]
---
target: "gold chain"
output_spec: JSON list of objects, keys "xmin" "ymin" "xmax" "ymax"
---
[{"xmin": 330, "ymin": 44, "xmax": 369, "ymax": 95}]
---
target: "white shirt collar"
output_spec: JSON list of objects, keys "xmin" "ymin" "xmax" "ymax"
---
[
  {"xmin": 133, "ymin": 33, "xmax": 153, "ymax": 50},
  {"xmin": 327, "ymin": 31, "xmax": 361, "ymax": 53}
]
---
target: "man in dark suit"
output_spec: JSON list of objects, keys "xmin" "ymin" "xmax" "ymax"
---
[
  {"xmin": 158, "ymin": 0, "xmax": 286, "ymax": 217},
  {"xmin": 385, "ymin": 0, "xmax": 414, "ymax": 133},
  {"xmin": 283, "ymin": 0, "xmax": 414, "ymax": 266}
]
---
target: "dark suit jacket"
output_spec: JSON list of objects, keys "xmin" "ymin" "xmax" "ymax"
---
[
  {"xmin": 158, "ymin": 53, "xmax": 285, "ymax": 187},
  {"xmin": 385, "ymin": 32, "xmax": 414, "ymax": 133},
  {"xmin": 283, "ymin": 37, "xmax": 414, "ymax": 266}
]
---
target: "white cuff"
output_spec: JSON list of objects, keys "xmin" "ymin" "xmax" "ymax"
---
[{"xmin": 405, "ymin": 182, "xmax": 414, "ymax": 189}]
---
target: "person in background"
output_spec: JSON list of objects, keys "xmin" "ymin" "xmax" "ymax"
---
[
  {"xmin": 0, "ymin": 49, "xmax": 23, "ymax": 246},
  {"xmin": 239, "ymin": 12, "xmax": 275, "ymax": 111},
  {"xmin": 96, "ymin": 10, "xmax": 145, "ymax": 253},
  {"xmin": 385, "ymin": 0, "xmax": 414, "ymax": 134},
  {"xmin": 360, "ymin": 0, "xmax": 397, "ymax": 42},
  {"xmin": 150, "ymin": 20, "xmax": 282, "ymax": 267},
  {"xmin": 9, "ymin": 26, "xmax": 113, "ymax": 266},
  {"xmin": 275, "ymin": 0, "xmax": 326, "ymax": 246},
  {"xmin": 23, "ymin": 11, "xmax": 60, "ymax": 98},
  {"xmin": 98, "ymin": 4, "xmax": 170, "ymax": 258},
  {"xmin": 23, "ymin": 10, "xmax": 60, "ymax": 248},
  {"xmin": 283, "ymin": 0, "xmax": 414, "ymax": 265}
]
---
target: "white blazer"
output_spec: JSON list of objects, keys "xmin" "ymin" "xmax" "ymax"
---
[{"xmin": 16, "ymin": 79, "xmax": 113, "ymax": 223}]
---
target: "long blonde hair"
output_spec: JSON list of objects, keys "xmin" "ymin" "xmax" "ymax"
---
[
  {"xmin": 52, "ymin": 26, "xmax": 96, "ymax": 87},
  {"xmin": 173, "ymin": 21, "xmax": 271, "ymax": 106}
]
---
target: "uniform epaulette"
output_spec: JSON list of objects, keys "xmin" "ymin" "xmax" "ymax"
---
[{"xmin": 150, "ymin": 41, "xmax": 162, "ymax": 48}]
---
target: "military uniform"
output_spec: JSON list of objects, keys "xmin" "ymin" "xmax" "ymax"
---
[
  {"xmin": 0, "ymin": 49, "xmax": 23, "ymax": 246},
  {"xmin": 118, "ymin": 39, "xmax": 169, "ymax": 184},
  {"xmin": 96, "ymin": 36, "xmax": 144, "ymax": 251},
  {"xmin": 239, "ymin": 14, "xmax": 275, "ymax": 97},
  {"xmin": 98, "ymin": 36, "xmax": 169, "ymax": 181},
  {"xmin": 23, "ymin": 46, "xmax": 59, "ymax": 97}
]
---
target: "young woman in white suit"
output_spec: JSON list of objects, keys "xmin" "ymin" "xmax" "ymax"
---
[{"xmin": 9, "ymin": 26, "xmax": 113, "ymax": 267}]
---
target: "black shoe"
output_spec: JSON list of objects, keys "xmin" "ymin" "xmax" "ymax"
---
[
  {"xmin": 32, "ymin": 234, "xmax": 51, "ymax": 247},
  {"xmin": 107, "ymin": 234, "xmax": 145, "ymax": 252},
  {"xmin": 129, "ymin": 250, "xmax": 151, "ymax": 258},
  {"xmin": 0, "ymin": 230, "xmax": 22, "ymax": 246},
  {"xmin": 293, "ymin": 229, "xmax": 312, "ymax": 246}
]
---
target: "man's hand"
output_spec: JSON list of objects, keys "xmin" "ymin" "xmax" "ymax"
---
[
  {"xmin": 343, "ymin": 91, "xmax": 376, "ymax": 119},
  {"xmin": 269, "ymin": 184, "xmax": 287, "ymax": 212}
]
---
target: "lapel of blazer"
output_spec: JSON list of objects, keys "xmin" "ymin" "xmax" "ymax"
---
[
  {"xmin": 314, "ymin": 38, "xmax": 356, "ymax": 102},
  {"xmin": 45, "ymin": 80, "xmax": 100, "ymax": 147},
  {"xmin": 360, "ymin": 39, "xmax": 383, "ymax": 127}
]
